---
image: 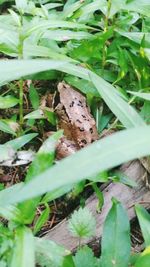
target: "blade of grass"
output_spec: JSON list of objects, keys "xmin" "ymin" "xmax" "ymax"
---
[{"xmin": 0, "ymin": 126, "xmax": 150, "ymax": 206}]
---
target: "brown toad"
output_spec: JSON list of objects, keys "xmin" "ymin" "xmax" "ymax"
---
[{"xmin": 55, "ymin": 82, "xmax": 99, "ymax": 149}]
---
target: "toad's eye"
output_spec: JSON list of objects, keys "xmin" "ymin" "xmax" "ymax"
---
[{"xmin": 90, "ymin": 128, "xmax": 93, "ymax": 134}]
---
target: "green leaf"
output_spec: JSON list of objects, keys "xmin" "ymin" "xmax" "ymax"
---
[
  {"xmin": 24, "ymin": 109, "xmax": 44, "ymax": 119},
  {"xmin": 73, "ymin": 246, "xmax": 98, "ymax": 267},
  {"xmin": 23, "ymin": 44, "xmax": 74, "ymax": 62},
  {"xmin": 33, "ymin": 204, "xmax": 50, "ymax": 235},
  {"xmin": 0, "ymin": 95, "xmax": 19, "ymax": 109},
  {"xmin": 43, "ymin": 30, "xmax": 92, "ymax": 41},
  {"xmin": 0, "ymin": 120, "xmax": 16, "ymax": 136},
  {"xmin": 111, "ymin": 171, "xmax": 137, "ymax": 187},
  {"xmin": 6, "ymin": 133, "xmax": 38, "ymax": 150},
  {"xmin": 41, "ymin": 184, "xmax": 74, "ymax": 203},
  {"xmin": 90, "ymin": 72, "xmax": 145, "ymax": 128},
  {"xmin": 8, "ymin": 9, "xmax": 21, "ymax": 27},
  {"xmin": 135, "ymin": 205, "xmax": 150, "ymax": 247},
  {"xmin": 29, "ymin": 85, "xmax": 39, "ymax": 110},
  {"xmin": 0, "ymin": 60, "xmax": 66, "ymax": 86},
  {"xmin": 15, "ymin": 0, "xmax": 28, "ymax": 12},
  {"xmin": 0, "ymin": 29, "xmax": 18, "ymax": 56},
  {"xmin": 62, "ymin": 255, "xmax": 75, "ymax": 267},
  {"xmin": 25, "ymin": 20, "xmax": 90, "ymax": 37},
  {"xmin": 1, "ymin": 126, "xmax": 150, "ymax": 205},
  {"xmin": 68, "ymin": 207, "xmax": 96, "ymax": 238},
  {"xmin": 65, "ymin": 76, "xmax": 99, "ymax": 97},
  {"xmin": 135, "ymin": 248, "xmax": 150, "ymax": 267},
  {"xmin": 10, "ymin": 226, "xmax": 35, "ymax": 267},
  {"xmin": 100, "ymin": 198, "xmax": 131, "ymax": 267},
  {"xmin": 128, "ymin": 91, "xmax": 150, "ymax": 101},
  {"xmin": 92, "ymin": 183, "xmax": 104, "ymax": 212},
  {"xmin": 43, "ymin": 110, "xmax": 57, "ymax": 125},
  {"xmin": 125, "ymin": 0, "xmax": 150, "ymax": 17},
  {"xmin": 116, "ymin": 31, "xmax": 150, "ymax": 46},
  {"xmin": 78, "ymin": 0, "xmax": 107, "ymax": 19}
]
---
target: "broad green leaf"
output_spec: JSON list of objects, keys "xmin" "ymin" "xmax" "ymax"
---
[
  {"xmin": 1, "ymin": 126, "xmax": 150, "ymax": 205},
  {"xmin": 33, "ymin": 204, "xmax": 50, "ymax": 235},
  {"xmin": 135, "ymin": 205, "xmax": 150, "ymax": 247},
  {"xmin": 100, "ymin": 198, "xmax": 130, "ymax": 267},
  {"xmin": 10, "ymin": 226, "xmax": 35, "ymax": 267},
  {"xmin": 0, "ymin": 95, "xmax": 19, "ymax": 109},
  {"xmin": 0, "ymin": 60, "xmax": 66, "ymax": 86},
  {"xmin": 128, "ymin": 91, "xmax": 150, "ymax": 101},
  {"xmin": 0, "ymin": 60, "xmax": 145, "ymax": 128},
  {"xmin": 0, "ymin": 182, "xmax": 23, "ymax": 204}
]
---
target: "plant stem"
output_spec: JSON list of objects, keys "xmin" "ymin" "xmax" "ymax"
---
[
  {"xmin": 102, "ymin": 0, "xmax": 112, "ymax": 71},
  {"xmin": 18, "ymin": 14, "xmax": 24, "ymax": 126},
  {"xmin": 19, "ymin": 79, "xmax": 24, "ymax": 125}
]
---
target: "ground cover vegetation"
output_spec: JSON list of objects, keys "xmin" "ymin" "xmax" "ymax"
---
[{"xmin": 0, "ymin": 0, "xmax": 150, "ymax": 266}]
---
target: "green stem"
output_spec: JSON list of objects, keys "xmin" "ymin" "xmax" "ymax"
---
[
  {"xmin": 19, "ymin": 79, "xmax": 24, "ymax": 125},
  {"xmin": 18, "ymin": 14, "xmax": 24, "ymax": 126},
  {"xmin": 102, "ymin": 0, "xmax": 112, "ymax": 71}
]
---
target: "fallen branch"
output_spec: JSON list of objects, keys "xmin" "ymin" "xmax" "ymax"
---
[{"xmin": 44, "ymin": 160, "xmax": 150, "ymax": 251}]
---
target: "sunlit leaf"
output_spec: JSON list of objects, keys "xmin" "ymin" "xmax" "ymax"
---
[
  {"xmin": 100, "ymin": 198, "xmax": 130, "ymax": 267},
  {"xmin": 0, "ymin": 126, "xmax": 150, "ymax": 205}
]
